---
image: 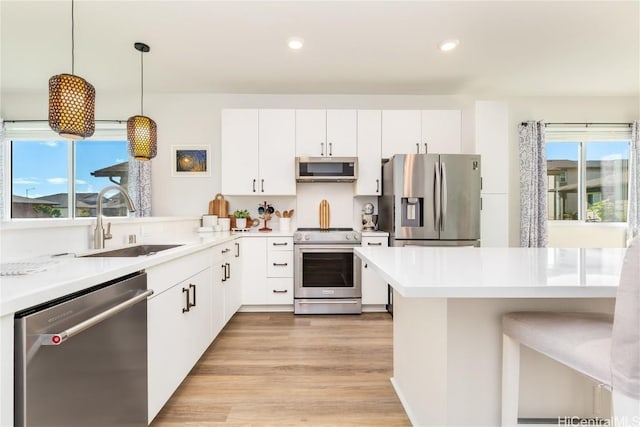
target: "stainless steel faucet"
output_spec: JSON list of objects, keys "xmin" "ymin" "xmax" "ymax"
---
[{"xmin": 93, "ymin": 185, "xmax": 136, "ymax": 249}]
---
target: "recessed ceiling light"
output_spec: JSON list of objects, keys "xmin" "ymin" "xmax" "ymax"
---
[
  {"xmin": 439, "ymin": 39, "xmax": 460, "ymax": 52},
  {"xmin": 288, "ymin": 37, "xmax": 304, "ymax": 50}
]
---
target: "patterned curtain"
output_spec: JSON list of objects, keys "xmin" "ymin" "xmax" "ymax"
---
[
  {"xmin": 628, "ymin": 121, "xmax": 640, "ymax": 243},
  {"xmin": 519, "ymin": 121, "xmax": 547, "ymax": 247},
  {"xmin": 128, "ymin": 159, "xmax": 152, "ymax": 217}
]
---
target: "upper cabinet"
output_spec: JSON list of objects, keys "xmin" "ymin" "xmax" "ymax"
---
[
  {"xmin": 381, "ymin": 110, "xmax": 461, "ymax": 158},
  {"xmin": 296, "ymin": 109, "xmax": 357, "ymax": 157},
  {"xmin": 221, "ymin": 109, "xmax": 296, "ymax": 195},
  {"xmin": 356, "ymin": 110, "xmax": 382, "ymax": 196}
]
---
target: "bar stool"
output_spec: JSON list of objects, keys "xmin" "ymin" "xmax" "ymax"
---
[{"xmin": 501, "ymin": 237, "xmax": 640, "ymax": 426}]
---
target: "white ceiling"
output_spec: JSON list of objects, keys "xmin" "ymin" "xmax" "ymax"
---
[{"xmin": 2, "ymin": 0, "xmax": 639, "ymax": 97}]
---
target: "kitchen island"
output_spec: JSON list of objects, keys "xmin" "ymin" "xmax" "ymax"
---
[{"xmin": 354, "ymin": 246, "xmax": 626, "ymax": 426}]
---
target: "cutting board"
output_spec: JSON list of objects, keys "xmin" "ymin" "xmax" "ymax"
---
[
  {"xmin": 319, "ymin": 199, "xmax": 330, "ymax": 229},
  {"xmin": 208, "ymin": 193, "xmax": 229, "ymax": 217}
]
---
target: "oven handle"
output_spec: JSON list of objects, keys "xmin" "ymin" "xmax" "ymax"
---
[
  {"xmin": 39, "ymin": 289, "xmax": 154, "ymax": 346},
  {"xmin": 296, "ymin": 300, "xmax": 360, "ymax": 304}
]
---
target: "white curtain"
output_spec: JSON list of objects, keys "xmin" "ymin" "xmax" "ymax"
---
[
  {"xmin": 128, "ymin": 159, "xmax": 152, "ymax": 217},
  {"xmin": 519, "ymin": 120, "xmax": 548, "ymax": 247},
  {"xmin": 628, "ymin": 121, "xmax": 640, "ymax": 242}
]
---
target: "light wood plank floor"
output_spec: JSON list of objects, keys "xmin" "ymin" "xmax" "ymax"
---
[{"xmin": 151, "ymin": 312, "xmax": 411, "ymax": 426}]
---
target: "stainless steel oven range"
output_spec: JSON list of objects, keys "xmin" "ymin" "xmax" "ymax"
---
[{"xmin": 293, "ymin": 228, "xmax": 362, "ymax": 314}]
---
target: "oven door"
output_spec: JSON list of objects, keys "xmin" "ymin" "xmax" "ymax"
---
[{"xmin": 294, "ymin": 244, "xmax": 362, "ymax": 299}]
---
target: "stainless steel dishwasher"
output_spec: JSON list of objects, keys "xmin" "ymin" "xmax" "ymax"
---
[{"xmin": 14, "ymin": 271, "xmax": 152, "ymax": 427}]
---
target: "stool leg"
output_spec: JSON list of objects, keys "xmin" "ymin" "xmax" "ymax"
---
[{"xmin": 502, "ymin": 333, "xmax": 520, "ymax": 426}]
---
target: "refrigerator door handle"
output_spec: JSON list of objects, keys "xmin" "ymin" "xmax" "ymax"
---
[
  {"xmin": 434, "ymin": 161, "xmax": 441, "ymax": 229},
  {"xmin": 441, "ymin": 161, "xmax": 447, "ymax": 231}
]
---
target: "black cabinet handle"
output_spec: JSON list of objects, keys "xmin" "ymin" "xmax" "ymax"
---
[
  {"xmin": 272, "ymin": 242, "xmax": 288, "ymax": 246},
  {"xmin": 376, "ymin": 179, "xmax": 380, "ymax": 193},
  {"xmin": 182, "ymin": 287, "xmax": 190, "ymax": 313},
  {"xmin": 261, "ymin": 179, "xmax": 264, "ymax": 193},
  {"xmin": 222, "ymin": 248, "xmax": 230, "ymax": 254},
  {"xmin": 328, "ymin": 142, "xmax": 333, "ymax": 156},
  {"xmin": 272, "ymin": 262, "xmax": 288, "ymax": 267},
  {"xmin": 235, "ymin": 242, "xmax": 240, "ymax": 257},
  {"xmin": 189, "ymin": 283, "xmax": 196, "ymax": 308},
  {"xmin": 272, "ymin": 289, "xmax": 288, "ymax": 294},
  {"xmin": 252, "ymin": 179, "xmax": 256, "ymax": 192},
  {"xmin": 367, "ymin": 242, "xmax": 383, "ymax": 246},
  {"xmin": 320, "ymin": 142, "xmax": 325, "ymax": 156},
  {"xmin": 226, "ymin": 262, "xmax": 231, "ymax": 279},
  {"xmin": 221, "ymin": 264, "xmax": 227, "ymax": 282},
  {"xmin": 416, "ymin": 143, "xmax": 420, "ymax": 153}
]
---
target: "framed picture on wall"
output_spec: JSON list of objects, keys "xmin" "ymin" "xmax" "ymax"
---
[{"xmin": 171, "ymin": 145, "xmax": 211, "ymax": 177}]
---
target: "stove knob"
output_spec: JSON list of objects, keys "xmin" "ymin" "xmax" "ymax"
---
[
  {"xmin": 304, "ymin": 234, "xmax": 310, "ymax": 241},
  {"xmin": 345, "ymin": 234, "xmax": 352, "ymax": 240},
  {"xmin": 294, "ymin": 234, "xmax": 300, "ymax": 241},
  {"xmin": 351, "ymin": 233, "xmax": 359, "ymax": 241}
]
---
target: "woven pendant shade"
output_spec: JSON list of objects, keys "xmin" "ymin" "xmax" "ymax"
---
[
  {"xmin": 48, "ymin": 74, "xmax": 95, "ymax": 139},
  {"xmin": 127, "ymin": 115, "xmax": 157, "ymax": 161}
]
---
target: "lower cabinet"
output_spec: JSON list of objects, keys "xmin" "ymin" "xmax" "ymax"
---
[
  {"xmin": 147, "ymin": 263, "xmax": 214, "ymax": 422},
  {"xmin": 241, "ymin": 237, "xmax": 293, "ymax": 306},
  {"xmin": 361, "ymin": 236, "xmax": 389, "ymax": 306},
  {"xmin": 213, "ymin": 240, "xmax": 242, "ymax": 337}
]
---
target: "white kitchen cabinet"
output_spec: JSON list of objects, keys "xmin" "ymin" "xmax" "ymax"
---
[
  {"xmin": 361, "ymin": 236, "xmax": 389, "ymax": 306},
  {"xmin": 296, "ymin": 109, "xmax": 357, "ymax": 157},
  {"xmin": 421, "ymin": 110, "xmax": 461, "ymax": 154},
  {"xmin": 221, "ymin": 109, "xmax": 296, "ymax": 195},
  {"xmin": 356, "ymin": 110, "xmax": 382, "ymax": 196},
  {"xmin": 148, "ymin": 262, "xmax": 214, "ymax": 423},
  {"xmin": 240, "ymin": 236, "xmax": 293, "ymax": 306},
  {"xmin": 381, "ymin": 110, "xmax": 461, "ymax": 158},
  {"xmin": 213, "ymin": 240, "xmax": 242, "ymax": 335}
]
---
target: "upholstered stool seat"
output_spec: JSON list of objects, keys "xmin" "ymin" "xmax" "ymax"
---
[
  {"xmin": 503, "ymin": 311, "xmax": 614, "ymax": 386},
  {"xmin": 501, "ymin": 237, "xmax": 639, "ymax": 426}
]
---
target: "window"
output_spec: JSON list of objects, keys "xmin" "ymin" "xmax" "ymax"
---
[
  {"xmin": 546, "ymin": 129, "xmax": 629, "ymax": 223},
  {"xmin": 11, "ymin": 139, "xmax": 129, "ymax": 219}
]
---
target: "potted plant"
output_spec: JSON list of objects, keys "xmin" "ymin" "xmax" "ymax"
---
[{"xmin": 233, "ymin": 209, "xmax": 250, "ymax": 229}]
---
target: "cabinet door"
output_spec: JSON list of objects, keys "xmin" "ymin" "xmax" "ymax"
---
[
  {"xmin": 258, "ymin": 109, "xmax": 296, "ymax": 195},
  {"xmin": 296, "ymin": 109, "xmax": 326, "ymax": 156},
  {"xmin": 267, "ymin": 251, "xmax": 293, "ymax": 277},
  {"xmin": 240, "ymin": 238, "xmax": 267, "ymax": 305},
  {"xmin": 361, "ymin": 237, "xmax": 389, "ymax": 305},
  {"xmin": 381, "ymin": 110, "xmax": 421, "ymax": 158},
  {"xmin": 148, "ymin": 267, "xmax": 212, "ymax": 423},
  {"xmin": 212, "ymin": 262, "xmax": 226, "ymax": 338},
  {"xmin": 421, "ymin": 110, "xmax": 461, "ymax": 154},
  {"xmin": 356, "ymin": 110, "xmax": 382, "ymax": 195},
  {"xmin": 148, "ymin": 283, "xmax": 190, "ymax": 422},
  {"xmin": 326, "ymin": 109, "xmax": 357, "ymax": 157},
  {"xmin": 221, "ymin": 109, "xmax": 259, "ymax": 195},
  {"xmin": 223, "ymin": 255, "xmax": 242, "ymax": 324}
]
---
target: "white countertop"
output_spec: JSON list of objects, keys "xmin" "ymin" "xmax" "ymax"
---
[
  {"xmin": 355, "ymin": 246, "xmax": 627, "ymax": 298},
  {"xmin": 0, "ymin": 229, "xmax": 294, "ymax": 316}
]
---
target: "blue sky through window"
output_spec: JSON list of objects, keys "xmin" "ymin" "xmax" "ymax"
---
[{"xmin": 12, "ymin": 140, "xmax": 127, "ymax": 199}]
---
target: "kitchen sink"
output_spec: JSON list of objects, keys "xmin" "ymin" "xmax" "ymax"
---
[{"xmin": 81, "ymin": 244, "xmax": 184, "ymax": 258}]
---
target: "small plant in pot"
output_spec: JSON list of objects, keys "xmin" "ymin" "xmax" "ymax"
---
[{"xmin": 233, "ymin": 209, "xmax": 250, "ymax": 229}]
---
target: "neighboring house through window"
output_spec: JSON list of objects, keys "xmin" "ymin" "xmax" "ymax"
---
[{"xmin": 546, "ymin": 125, "xmax": 630, "ymax": 223}]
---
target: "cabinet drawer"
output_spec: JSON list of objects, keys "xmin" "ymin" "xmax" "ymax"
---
[
  {"xmin": 265, "ymin": 278, "xmax": 293, "ymax": 304},
  {"xmin": 361, "ymin": 236, "xmax": 388, "ymax": 247},
  {"xmin": 216, "ymin": 240, "xmax": 238, "ymax": 260},
  {"xmin": 267, "ymin": 251, "xmax": 293, "ymax": 277},
  {"xmin": 146, "ymin": 248, "xmax": 212, "ymax": 295},
  {"xmin": 267, "ymin": 237, "xmax": 293, "ymax": 250}
]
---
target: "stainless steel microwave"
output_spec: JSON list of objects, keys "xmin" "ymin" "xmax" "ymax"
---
[{"xmin": 295, "ymin": 157, "xmax": 357, "ymax": 182}]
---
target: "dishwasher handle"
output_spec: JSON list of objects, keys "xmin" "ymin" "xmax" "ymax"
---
[{"xmin": 40, "ymin": 289, "xmax": 154, "ymax": 346}]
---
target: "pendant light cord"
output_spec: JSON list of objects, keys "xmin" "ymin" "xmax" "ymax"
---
[
  {"xmin": 140, "ymin": 50, "xmax": 144, "ymax": 115},
  {"xmin": 71, "ymin": 0, "xmax": 75, "ymax": 75}
]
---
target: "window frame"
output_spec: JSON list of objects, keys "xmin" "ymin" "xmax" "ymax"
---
[
  {"xmin": 545, "ymin": 124, "xmax": 631, "ymax": 224},
  {"xmin": 3, "ymin": 121, "xmax": 129, "ymax": 221}
]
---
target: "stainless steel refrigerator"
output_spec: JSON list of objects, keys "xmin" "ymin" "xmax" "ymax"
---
[{"xmin": 379, "ymin": 153, "xmax": 481, "ymax": 247}]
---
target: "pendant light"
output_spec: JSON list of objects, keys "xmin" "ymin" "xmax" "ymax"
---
[
  {"xmin": 127, "ymin": 42, "xmax": 157, "ymax": 161},
  {"xmin": 48, "ymin": 0, "xmax": 95, "ymax": 139}
]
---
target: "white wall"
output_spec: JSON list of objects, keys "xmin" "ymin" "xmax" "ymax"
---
[{"xmin": 2, "ymin": 92, "xmax": 637, "ymax": 244}]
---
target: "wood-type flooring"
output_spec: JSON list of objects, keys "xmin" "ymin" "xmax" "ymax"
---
[{"xmin": 151, "ymin": 312, "xmax": 410, "ymax": 426}]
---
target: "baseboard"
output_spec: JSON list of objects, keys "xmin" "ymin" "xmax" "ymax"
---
[{"xmin": 238, "ymin": 305, "xmax": 294, "ymax": 313}]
